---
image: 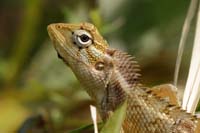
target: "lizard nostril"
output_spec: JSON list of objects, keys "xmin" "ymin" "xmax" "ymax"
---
[{"xmin": 56, "ymin": 25, "xmax": 61, "ymax": 29}]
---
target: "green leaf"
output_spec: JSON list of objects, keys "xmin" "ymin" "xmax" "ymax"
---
[
  {"xmin": 100, "ymin": 101, "xmax": 127, "ymax": 133},
  {"xmin": 69, "ymin": 123, "xmax": 103, "ymax": 133}
]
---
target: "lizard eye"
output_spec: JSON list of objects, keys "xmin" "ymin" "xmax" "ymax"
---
[{"xmin": 73, "ymin": 30, "xmax": 92, "ymax": 48}]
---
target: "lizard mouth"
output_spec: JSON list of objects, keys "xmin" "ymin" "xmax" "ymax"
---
[
  {"xmin": 57, "ymin": 52, "xmax": 69, "ymax": 66},
  {"xmin": 47, "ymin": 24, "xmax": 70, "ymax": 66}
]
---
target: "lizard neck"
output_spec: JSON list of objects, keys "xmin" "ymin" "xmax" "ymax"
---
[
  {"xmin": 108, "ymin": 49, "xmax": 141, "ymax": 89},
  {"xmin": 98, "ymin": 50, "xmax": 142, "ymax": 119}
]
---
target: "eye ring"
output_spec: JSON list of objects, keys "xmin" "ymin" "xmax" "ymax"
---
[{"xmin": 73, "ymin": 30, "xmax": 92, "ymax": 48}]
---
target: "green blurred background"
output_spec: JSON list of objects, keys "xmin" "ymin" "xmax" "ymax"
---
[{"xmin": 0, "ymin": 0, "xmax": 196, "ymax": 132}]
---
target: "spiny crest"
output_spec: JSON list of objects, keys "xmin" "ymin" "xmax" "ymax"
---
[
  {"xmin": 111, "ymin": 50, "xmax": 141, "ymax": 88},
  {"xmin": 147, "ymin": 84, "xmax": 179, "ymax": 105},
  {"xmin": 144, "ymin": 87, "xmax": 198, "ymax": 124}
]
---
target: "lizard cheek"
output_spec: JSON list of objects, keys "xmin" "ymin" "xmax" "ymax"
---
[{"xmin": 95, "ymin": 61, "xmax": 105, "ymax": 71}]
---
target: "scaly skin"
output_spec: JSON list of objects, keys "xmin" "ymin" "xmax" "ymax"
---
[{"xmin": 47, "ymin": 22, "xmax": 199, "ymax": 133}]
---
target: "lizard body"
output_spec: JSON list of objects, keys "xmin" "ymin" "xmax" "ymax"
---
[{"xmin": 47, "ymin": 22, "xmax": 199, "ymax": 133}]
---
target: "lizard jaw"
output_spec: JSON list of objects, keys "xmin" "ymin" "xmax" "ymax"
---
[
  {"xmin": 57, "ymin": 52, "xmax": 69, "ymax": 66},
  {"xmin": 47, "ymin": 24, "xmax": 72, "ymax": 66}
]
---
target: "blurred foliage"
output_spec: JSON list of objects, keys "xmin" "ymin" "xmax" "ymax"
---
[{"xmin": 0, "ymin": 0, "xmax": 199, "ymax": 132}]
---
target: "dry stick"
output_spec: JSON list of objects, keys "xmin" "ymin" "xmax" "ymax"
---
[
  {"xmin": 174, "ymin": 0, "xmax": 198, "ymax": 87},
  {"xmin": 185, "ymin": 2, "xmax": 200, "ymax": 113}
]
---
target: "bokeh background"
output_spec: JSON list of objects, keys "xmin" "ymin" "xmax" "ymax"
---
[{"xmin": 0, "ymin": 0, "xmax": 197, "ymax": 132}]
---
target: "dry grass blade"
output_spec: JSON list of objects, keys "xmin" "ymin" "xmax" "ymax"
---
[
  {"xmin": 174, "ymin": 0, "xmax": 200, "ymax": 114},
  {"xmin": 174, "ymin": 0, "xmax": 198, "ymax": 87},
  {"xmin": 90, "ymin": 105, "xmax": 98, "ymax": 133},
  {"xmin": 183, "ymin": 1, "xmax": 200, "ymax": 113}
]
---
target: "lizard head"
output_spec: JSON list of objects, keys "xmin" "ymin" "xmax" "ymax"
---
[
  {"xmin": 47, "ymin": 22, "xmax": 114, "ymax": 101},
  {"xmin": 47, "ymin": 23, "xmax": 108, "ymax": 67},
  {"xmin": 47, "ymin": 22, "xmax": 109, "ymax": 65},
  {"xmin": 48, "ymin": 22, "xmax": 141, "ymax": 105}
]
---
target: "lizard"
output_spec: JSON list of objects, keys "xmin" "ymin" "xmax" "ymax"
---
[{"xmin": 47, "ymin": 22, "xmax": 200, "ymax": 133}]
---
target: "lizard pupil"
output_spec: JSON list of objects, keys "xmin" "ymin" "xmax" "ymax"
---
[{"xmin": 79, "ymin": 34, "xmax": 90, "ymax": 42}]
